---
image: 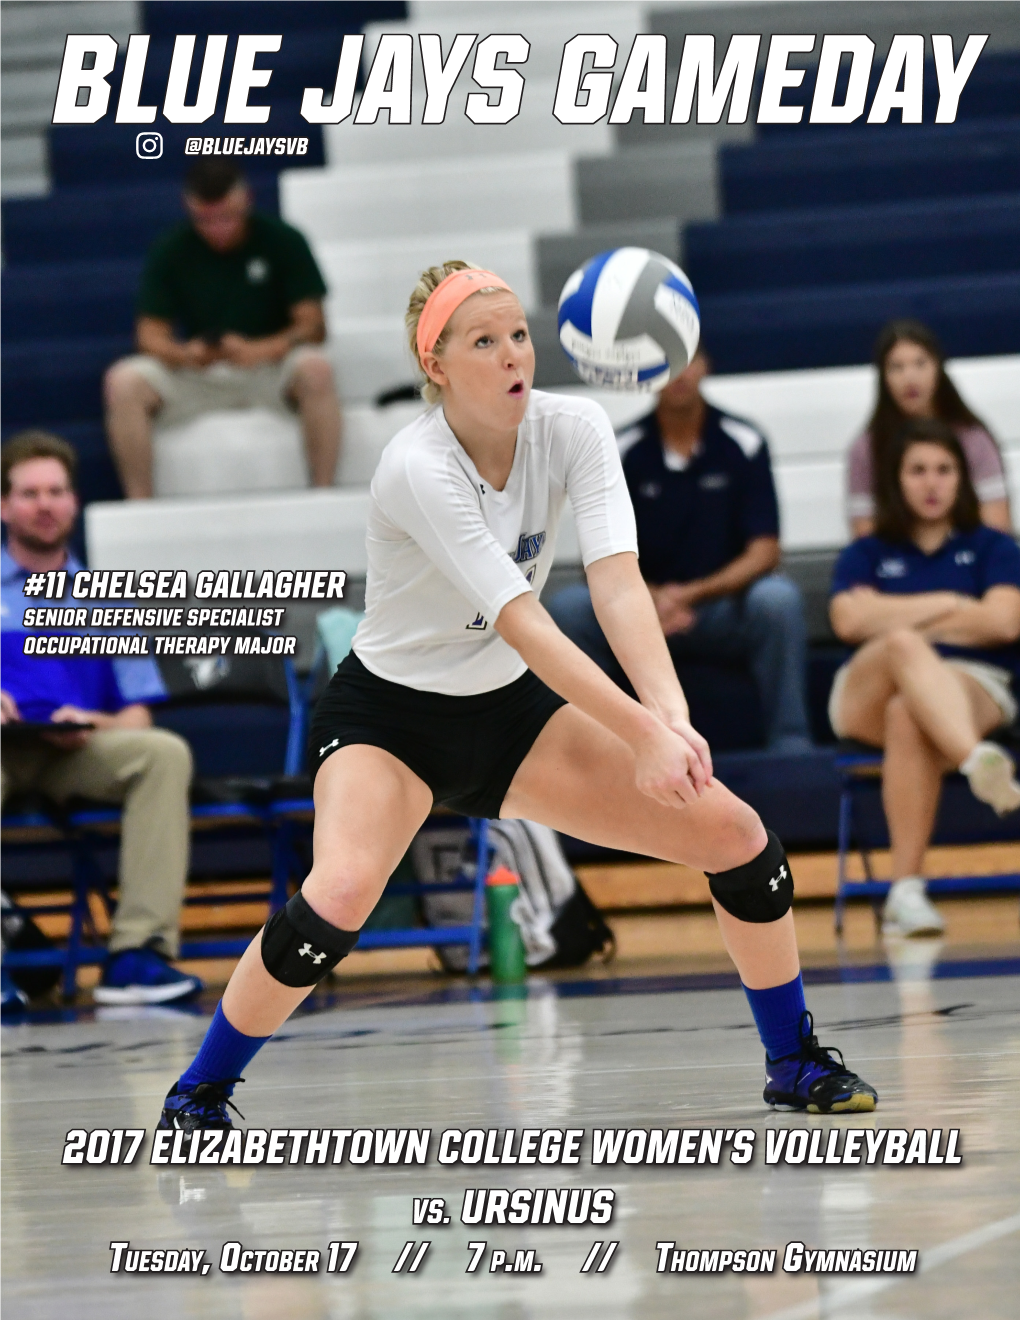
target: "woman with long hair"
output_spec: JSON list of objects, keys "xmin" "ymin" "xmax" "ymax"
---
[
  {"xmin": 846, "ymin": 319, "xmax": 1011, "ymax": 539},
  {"xmin": 830, "ymin": 418, "xmax": 1020, "ymax": 936},
  {"xmin": 159, "ymin": 261, "xmax": 878, "ymax": 1131}
]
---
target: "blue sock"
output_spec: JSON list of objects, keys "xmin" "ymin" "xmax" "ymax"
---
[
  {"xmin": 742, "ymin": 974, "xmax": 807, "ymax": 1060},
  {"xmin": 178, "ymin": 1002, "xmax": 270, "ymax": 1094}
]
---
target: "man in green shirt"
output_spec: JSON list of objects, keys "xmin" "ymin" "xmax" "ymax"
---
[{"xmin": 104, "ymin": 160, "xmax": 341, "ymax": 498}]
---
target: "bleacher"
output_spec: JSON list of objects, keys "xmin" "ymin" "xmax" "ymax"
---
[{"xmin": 3, "ymin": 0, "xmax": 1020, "ymax": 855}]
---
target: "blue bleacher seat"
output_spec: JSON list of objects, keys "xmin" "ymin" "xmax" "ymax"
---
[
  {"xmin": 721, "ymin": 119, "xmax": 1020, "ymax": 214},
  {"xmin": 699, "ymin": 270, "xmax": 1020, "ymax": 374},
  {"xmin": 1, "ymin": 336, "xmax": 133, "ymax": 427},
  {"xmin": 685, "ymin": 193, "xmax": 1020, "ymax": 296},
  {"xmin": 1, "ymin": 178, "xmax": 278, "ymax": 265},
  {"xmin": 2, "ymin": 259, "xmax": 143, "ymax": 342}
]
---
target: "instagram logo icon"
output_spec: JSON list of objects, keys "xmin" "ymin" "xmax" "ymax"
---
[{"xmin": 135, "ymin": 132, "xmax": 163, "ymax": 159}]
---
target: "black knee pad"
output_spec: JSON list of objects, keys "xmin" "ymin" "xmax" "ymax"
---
[
  {"xmin": 706, "ymin": 830, "xmax": 793, "ymax": 923},
  {"xmin": 261, "ymin": 892, "xmax": 359, "ymax": 987}
]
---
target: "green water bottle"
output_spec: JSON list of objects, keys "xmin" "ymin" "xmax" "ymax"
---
[{"xmin": 485, "ymin": 866, "xmax": 527, "ymax": 984}]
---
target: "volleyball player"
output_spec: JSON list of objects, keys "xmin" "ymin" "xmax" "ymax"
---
[{"xmin": 161, "ymin": 262, "xmax": 877, "ymax": 1131}]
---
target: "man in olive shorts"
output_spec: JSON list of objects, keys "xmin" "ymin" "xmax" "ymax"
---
[{"xmin": 104, "ymin": 160, "xmax": 341, "ymax": 498}]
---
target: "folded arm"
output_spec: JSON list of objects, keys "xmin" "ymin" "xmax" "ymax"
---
[
  {"xmin": 829, "ymin": 586, "xmax": 964, "ymax": 644},
  {"xmin": 922, "ymin": 585, "xmax": 1020, "ymax": 648}
]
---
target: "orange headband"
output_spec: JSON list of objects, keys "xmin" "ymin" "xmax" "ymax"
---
[{"xmin": 416, "ymin": 268, "xmax": 513, "ymax": 360}]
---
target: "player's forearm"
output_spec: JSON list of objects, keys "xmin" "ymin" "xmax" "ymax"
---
[
  {"xmin": 496, "ymin": 594, "xmax": 664, "ymax": 752},
  {"xmin": 590, "ymin": 573, "xmax": 691, "ymax": 723}
]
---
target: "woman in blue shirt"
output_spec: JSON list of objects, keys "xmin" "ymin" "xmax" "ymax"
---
[{"xmin": 829, "ymin": 419, "xmax": 1020, "ymax": 936}]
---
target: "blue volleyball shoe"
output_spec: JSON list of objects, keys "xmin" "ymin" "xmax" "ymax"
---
[
  {"xmin": 94, "ymin": 942, "xmax": 203, "ymax": 1005},
  {"xmin": 763, "ymin": 1011, "xmax": 878, "ymax": 1113},
  {"xmin": 159, "ymin": 1079, "xmax": 244, "ymax": 1133}
]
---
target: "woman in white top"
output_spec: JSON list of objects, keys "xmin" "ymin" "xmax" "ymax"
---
[
  {"xmin": 161, "ymin": 262, "xmax": 876, "ymax": 1130},
  {"xmin": 846, "ymin": 319, "xmax": 1011, "ymax": 539}
]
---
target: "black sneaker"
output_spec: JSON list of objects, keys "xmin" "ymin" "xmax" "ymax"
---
[
  {"xmin": 158, "ymin": 1079, "xmax": 245, "ymax": 1134},
  {"xmin": 763, "ymin": 1011, "xmax": 878, "ymax": 1113}
]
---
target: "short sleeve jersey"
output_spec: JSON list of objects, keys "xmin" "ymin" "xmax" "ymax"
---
[
  {"xmin": 0, "ymin": 549, "xmax": 168, "ymax": 721},
  {"xmin": 618, "ymin": 404, "xmax": 779, "ymax": 585},
  {"xmin": 846, "ymin": 425, "xmax": 1006, "ymax": 522},
  {"xmin": 137, "ymin": 212, "xmax": 327, "ymax": 340},
  {"xmin": 352, "ymin": 390, "xmax": 638, "ymax": 695},
  {"xmin": 831, "ymin": 525, "xmax": 1020, "ymax": 680}
]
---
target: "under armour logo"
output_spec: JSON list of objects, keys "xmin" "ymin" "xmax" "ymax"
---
[
  {"xmin": 299, "ymin": 943, "xmax": 326, "ymax": 964},
  {"xmin": 319, "ymin": 737, "xmax": 340, "ymax": 757},
  {"xmin": 769, "ymin": 865, "xmax": 788, "ymax": 892}
]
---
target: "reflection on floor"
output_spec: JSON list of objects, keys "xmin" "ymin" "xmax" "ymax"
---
[{"xmin": 3, "ymin": 886, "xmax": 1018, "ymax": 1319}]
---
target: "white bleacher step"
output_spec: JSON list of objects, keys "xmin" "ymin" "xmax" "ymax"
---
[
  {"xmin": 147, "ymin": 402, "xmax": 425, "ymax": 498},
  {"xmin": 86, "ymin": 354, "xmax": 1020, "ymax": 569},
  {"xmin": 315, "ymin": 229, "xmax": 538, "ymax": 319},
  {"xmin": 341, "ymin": 401, "xmax": 426, "ymax": 485},
  {"xmin": 87, "ymin": 489, "xmax": 375, "ymax": 578},
  {"xmin": 86, "ymin": 487, "xmax": 583, "ymax": 578},
  {"xmin": 325, "ymin": 315, "xmax": 413, "ymax": 403},
  {"xmin": 704, "ymin": 354, "xmax": 1020, "ymax": 462},
  {"xmin": 280, "ymin": 150, "xmax": 576, "ymax": 246},
  {"xmin": 153, "ymin": 410, "xmax": 308, "ymax": 498},
  {"xmin": 325, "ymin": 79, "xmax": 613, "ymax": 166}
]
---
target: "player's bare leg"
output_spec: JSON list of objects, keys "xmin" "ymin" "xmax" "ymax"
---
[{"xmin": 503, "ymin": 705, "xmax": 877, "ymax": 1112}]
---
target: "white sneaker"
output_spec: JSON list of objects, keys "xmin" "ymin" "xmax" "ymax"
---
[
  {"xmin": 882, "ymin": 878, "xmax": 945, "ymax": 938},
  {"xmin": 960, "ymin": 742, "xmax": 1020, "ymax": 817}
]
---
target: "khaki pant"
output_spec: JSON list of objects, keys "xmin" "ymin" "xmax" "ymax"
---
[
  {"xmin": 1, "ymin": 729, "xmax": 192, "ymax": 957},
  {"xmin": 123, "ymin": 347, "xmax": 320, "ymax": 429}
]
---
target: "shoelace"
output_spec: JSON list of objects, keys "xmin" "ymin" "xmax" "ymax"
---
[
  {"xmin": 189, "ymin": 1078, "xmax": 246, "ymax": 1123},
  {"xmin": 793, "ymin": 1011, "xmax": 851, "ymax": 1088}
]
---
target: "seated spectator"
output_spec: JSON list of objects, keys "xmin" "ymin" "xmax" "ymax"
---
[
  {"xmin": 829, "ymin": 419, "xmax": 1020, "ymax": 938},
  {"xmin": 847, "ymin": 319, "xmax": 1011, "ymax": 539},
  {"xmin": 1, "ymin": 432, "xmax": 199, "ymax": 1003},
  {"xmin": 549, "ymin": 349, "xmax": 812, "ymax": 752},
  {"xmin": 104, "ymin": 160, "xmax": 340, "ymax": 498}
]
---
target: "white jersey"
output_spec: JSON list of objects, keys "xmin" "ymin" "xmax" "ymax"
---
[{"xmin": 352, "ymin": 389, "xmax": 638, "ymax": 695}]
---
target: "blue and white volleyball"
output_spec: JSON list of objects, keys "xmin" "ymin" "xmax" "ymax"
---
[{"xmin": 557, "ymin": 247, "xmax": 701, "ymax": 391}]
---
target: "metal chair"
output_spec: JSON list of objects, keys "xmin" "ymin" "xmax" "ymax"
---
[
  {"xmin": 1, "ymin": 644, "xmax": 305, "ymax": 994},
  {"xmin": 834, "ymin": 739, "xmax": 1020, "ymax": 934}
]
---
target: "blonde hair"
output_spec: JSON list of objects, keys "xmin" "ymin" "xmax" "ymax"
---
[{"xmin": 405, "ymin": 260, "xmax": 507, "ymax": 405}]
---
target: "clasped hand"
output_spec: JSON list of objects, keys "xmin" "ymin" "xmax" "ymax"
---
[{"xmin": 633, "ymin": 712, "xmax": 714, "ymax": 808}]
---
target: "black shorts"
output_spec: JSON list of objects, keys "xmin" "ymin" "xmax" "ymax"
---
[{"xmin": 307, "ymin": 651, "xmax": 567, "ymax": 817}]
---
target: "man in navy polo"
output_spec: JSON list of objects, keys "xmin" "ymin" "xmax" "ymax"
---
[
  {"xmin": 549, "ymin": 350, "xmax": 811, "ymax": 751},
  {"xmin": 1, "ymin": 431, "xmax": 199, "ymax": 1005}
]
